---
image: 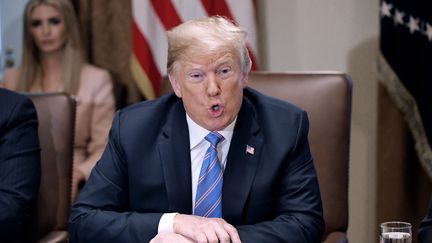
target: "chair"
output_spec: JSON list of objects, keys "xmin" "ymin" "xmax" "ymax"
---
[
  {"xmin": 248, "ymin": 71, "xmax": 352, "ymax": 243},
  {"xmin": 26, "ymin": 93, "xmax": 76, "ymax": 243}
]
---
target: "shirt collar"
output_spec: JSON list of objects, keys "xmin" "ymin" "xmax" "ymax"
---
[{"xmin": 186, "ymin": 114, "xmax": 237, "ymax": 149}]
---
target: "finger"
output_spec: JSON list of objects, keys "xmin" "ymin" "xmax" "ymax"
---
[
  {"xmin": 149, "ymin": 234, "xmax": 160, "ymax": 243},
  {"xmin": 214, "ymin": 226, "xmax": 231, "ymax": 243},
  {"xmin": 194, "ymin": 231, "xmax": 209, "ymax": 243},
  {"xmin": 204, "ymin": 229, "xmax": 219, "ymax": 243},
  {"xmin": 204, "ymin": 218, "xmax": 234, "ymax": 243},
  {"xmin": 199, "ymin": 218, "xmax": 226, "ymax": 243},
  {"xmin": 223, "ymin": 223, "xmax": 241, "ymax": 243}
]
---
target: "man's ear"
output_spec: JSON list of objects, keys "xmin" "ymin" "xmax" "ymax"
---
[
  {"xmin": 168, "ymin": 74, "xmax": 182, "ymax": 98},
  {"xmin": 241, "ymin": 72, "xmax": 249, "ymax": 88}
]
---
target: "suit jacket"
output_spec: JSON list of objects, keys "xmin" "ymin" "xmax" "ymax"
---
[
  {"xmin": 0, "ymin": 88, "xmax": 41, "ymax": 242},
  {"xmin": 419, "ymin": 197, "xmax": 432, "ymax": 243},
  {"xmin": 69, "ymin": 87, "xmax": 324, "ymax": 242}
]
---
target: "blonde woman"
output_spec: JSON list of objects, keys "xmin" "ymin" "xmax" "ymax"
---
[{"xmin": 2, "ymin": 0, "xmax": 115, "ymax": 202}]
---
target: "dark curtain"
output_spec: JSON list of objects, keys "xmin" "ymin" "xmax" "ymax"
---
[{"xmin": 72, "ymin": 0, "xmax": 142, "ymax": 107}]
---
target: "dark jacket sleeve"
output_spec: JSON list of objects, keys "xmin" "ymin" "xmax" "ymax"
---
[
  {"xmin": 0, "ymin": 92, "xmax": 41, "ymax": 241},
  {"xmin": 419, "ymin": 197, "xmax": 432, "ymax": 243},
  {"xmin": 68, "ymin": 112, "xmax": 162, "ymax": 243},
  {"xmin": 236, "ymin": 111, "xmax": 325, "ymax": 243}
]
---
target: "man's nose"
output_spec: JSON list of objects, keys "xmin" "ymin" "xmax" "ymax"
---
[{"xmin": 206, "ymin": 74, "xmax": 221, "ymax": 97}]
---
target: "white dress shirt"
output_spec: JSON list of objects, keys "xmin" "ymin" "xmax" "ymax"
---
[{"xmin": 157, "ymin": 114, "xmax": 236, "ymax": 233}]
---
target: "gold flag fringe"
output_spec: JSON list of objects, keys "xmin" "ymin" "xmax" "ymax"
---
[{"xmin": 377, "ymin": 53, "xmax": 432, "ymax": 180}]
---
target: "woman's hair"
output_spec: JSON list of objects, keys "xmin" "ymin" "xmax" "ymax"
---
[
  {"xmin": 166, "ymin": 16, "xmax": 252, "ymax": 75},
  {"xmin": 17, "ymin": 0, "xmax": 84, "ymax": 94}
]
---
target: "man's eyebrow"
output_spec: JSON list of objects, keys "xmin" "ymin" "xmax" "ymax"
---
[{"xmin": 185, "ymin": 67, "xmax": 205, "ymax": 73}]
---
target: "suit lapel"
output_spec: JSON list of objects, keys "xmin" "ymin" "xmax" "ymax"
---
[
  {"xmin": 222, "ymin": 97, "xmax": 263, "ymax": 224},
  {"xmin": 157, "ymin": 101, "xmax": 193, "ymax": 214}
]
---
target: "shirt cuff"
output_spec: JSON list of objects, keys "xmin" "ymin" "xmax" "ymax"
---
[{"xmin": 158, "ymin": 212, "xmax": 178, "ymax": 233}]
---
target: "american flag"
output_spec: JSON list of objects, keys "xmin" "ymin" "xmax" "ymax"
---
[
  {"xmin": 246, "ymin": 145, "xmax": 255, "ymax": 155},
  {"xmin": 378, "ymin": 0, "xmax": 432, "ymax": 178},
  {"xmin": 131, "ymin": 0, "xmax": 259, "ymax": 99}
]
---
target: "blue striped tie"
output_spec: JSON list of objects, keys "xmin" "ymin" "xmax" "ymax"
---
[{"xmin": 194, "ymin": 132, "xmax": 224, "ymax": 218}]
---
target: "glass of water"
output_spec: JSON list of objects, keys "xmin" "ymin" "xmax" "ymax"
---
[{"xmin": 380, "ymin": 221, "xmax": 411, "ymax": 243}]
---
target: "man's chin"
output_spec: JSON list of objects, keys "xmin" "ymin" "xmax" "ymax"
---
[{"xmin": 201, "ymin": 121, "xmax": 224, "ymax": 132}]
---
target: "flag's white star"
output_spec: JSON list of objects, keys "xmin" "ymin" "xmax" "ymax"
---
[
  {"xmin": 381, "ymin": 1, "xmax": 393, "ymax": 18},
  {"xmin": 407, "ymin": 16, "xmax": 420, "ymax": 34},
  {"xmin": 393, "ymin": 9, "xmax": 405, "ymax": 26},
  {"xmin": 425, "ymin": 23, "xmax": 432, "ymax": 41}
]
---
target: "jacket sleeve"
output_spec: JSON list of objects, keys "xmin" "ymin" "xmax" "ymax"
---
[
  {"xmin": 419, "ymin": 197, "xmax": 432, "ymax": 243},
  {"xmin": 0, "ymin": 94, "xmax": 41, "ymax": 240},
  {"xmin": 236, "ymin": 111, "xmax": 325, "ymax": 243},
  {"xmin": 69, "ymin": 112, "xmax": 162, "ymax": 242}
]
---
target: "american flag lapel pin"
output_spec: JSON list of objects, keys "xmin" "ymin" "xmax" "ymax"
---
[{"xmin": 246, "ymin": 145, "xmax": 255, "ymax": 155}]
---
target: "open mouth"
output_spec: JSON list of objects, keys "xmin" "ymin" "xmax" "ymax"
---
[
  {"xmin": 209, "ymin": 104, "xmax": 223, "ymax": 117},
  {"xmin": 211, "ymin": 104, "xmax": 220, "ymax": 111}
]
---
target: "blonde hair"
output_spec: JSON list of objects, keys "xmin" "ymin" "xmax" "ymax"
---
[
  {"xmin": 166, "ymin": 16, "xmax": 252, "ymax": 75},
  {"xmin": 17, "ymin": 0, "xmax": 83, "ymax": 94}
]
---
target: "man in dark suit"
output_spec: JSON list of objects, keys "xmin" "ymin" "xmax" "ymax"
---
[
  {"xmin": 419, "ymin": 197, "xmax": 432, "ymax": 243},
  {"xmin": 0, "ymin": 88, "xmax": 41, "ymax": 242},
  {"xmin": 69, "ymin": 16, "xmax": 324, "ymax": 242}
]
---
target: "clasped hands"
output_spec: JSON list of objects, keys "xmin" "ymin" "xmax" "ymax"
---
[{"xmin": 150, "ymin": 214, "xmax": 241, "ymax": 243}]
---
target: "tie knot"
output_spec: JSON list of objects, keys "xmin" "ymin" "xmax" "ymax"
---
[{"xmin": 205, "ymin": 132, "xmax": 224, "ymax": 146}]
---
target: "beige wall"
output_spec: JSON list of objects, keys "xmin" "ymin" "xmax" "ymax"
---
[{"xmin": 257, "ymin": 0, "xmax": 380, "ymax": 242}]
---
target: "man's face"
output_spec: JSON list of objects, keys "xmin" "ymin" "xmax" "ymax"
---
[{"xmin": 169, "ymin": 51, "xmax": 248, "ymax": 131}]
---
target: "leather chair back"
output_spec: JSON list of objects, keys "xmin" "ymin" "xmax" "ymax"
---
[
  {"xmin": 248, "ymin": 71, "xmax": 352, "ymax": 243},
  {"xmin": 27, "ymin": 93, "xmax": 75, "ymax": 243}
]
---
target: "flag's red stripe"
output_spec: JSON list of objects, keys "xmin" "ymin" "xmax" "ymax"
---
[
  {"xmin": 252, "ymin": 0, "xmax": 257, "ymax": 17},
  {"xmin": 248, "ymin": 46, "xmax": 258, "ymax": 70},
  {"xmin": 248, "ymin": 0, "xmax": 258, "ymax": 70},
  {"xmin": 132, "ymin": 21, "xmax": 162, "ymax": 96},
  {"xmin": 151, "ymin": 0, "xmax": 182, "ymax": 30},
  {"xmin": 201, "ymin": 0, "xmax": 235, "ymax": 22}
]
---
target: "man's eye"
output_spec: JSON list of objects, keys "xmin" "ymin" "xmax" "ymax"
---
[
  {"xmin": 48, "ymin": 17, "xmax": 61, "ymax": 25},
  {"xmin": 218, "ymin": 67, "xmax": 232, "ymax": 78},
  {"xmin": 188, "ymin": 72, "xmax": 204, "ymax": 82},
  {"xmin": 30, "ymin": 20, "xmax": 42, "ymax": 27}
]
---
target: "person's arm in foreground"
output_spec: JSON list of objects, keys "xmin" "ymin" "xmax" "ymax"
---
[
  {"xmin": 0, "ymin": 92, "xmax": 41, "ymax": 240},
  {"xmin": 69, "ymin": 111, "xmax": 163, "ymax": 242}
]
